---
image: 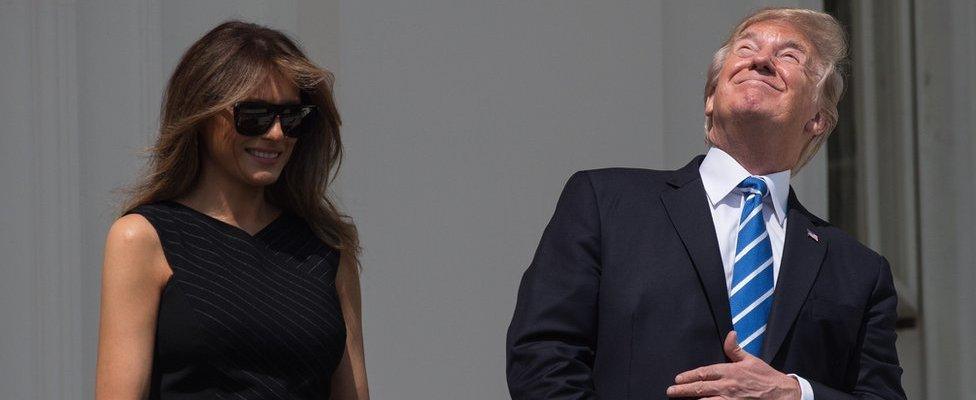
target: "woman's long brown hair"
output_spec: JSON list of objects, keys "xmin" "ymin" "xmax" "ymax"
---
[{"xmin": 119, "ymin": 20, "xmax": 359, "ymax": 262}]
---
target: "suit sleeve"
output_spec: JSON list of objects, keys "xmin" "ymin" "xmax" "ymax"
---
[
  {"xmin": 808, "ymin": 256, "xmax": 907, "ymax": 400},
  {"xmin": 506, "ymin": 171, "xmax": 602, "ymax": 400}
]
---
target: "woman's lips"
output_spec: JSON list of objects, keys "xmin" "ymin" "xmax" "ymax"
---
[{"xmin": 245, "ymin": 148, "xmax": 281, "ymax": 165}]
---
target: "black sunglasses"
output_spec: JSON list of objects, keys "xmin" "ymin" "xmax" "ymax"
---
[{"xmin": 232, "ymin": 101, "xmax": 318, "ymax": 138}]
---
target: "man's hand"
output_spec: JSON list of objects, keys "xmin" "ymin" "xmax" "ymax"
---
[{"xmin": 666, "ymin": 331, "xmax": 801, "ymax": 399}]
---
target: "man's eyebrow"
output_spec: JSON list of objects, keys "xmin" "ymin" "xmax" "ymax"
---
[
  {"xmin": 737, "ymin": 31, "xmax": 758, "ymax": 42},
  {"xmin": 735, "ymin": 31, "xmax": 808, "ymax": 53},
  {"xmin": 781, "ymin": 40, "xmax": 808, "ymax": 53}
]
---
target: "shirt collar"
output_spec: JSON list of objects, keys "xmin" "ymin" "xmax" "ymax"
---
[{"xmin": 698, "ymin": 146, "xmax": 791, "ymax": 225}]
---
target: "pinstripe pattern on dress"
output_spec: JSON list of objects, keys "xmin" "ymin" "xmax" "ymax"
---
[{"xmin": 128, "ymin": 201, "xmax": 345, "ymax": 399}]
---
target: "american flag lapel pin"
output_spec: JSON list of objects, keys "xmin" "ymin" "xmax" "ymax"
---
[{"xmin": 807, "ymin": 229, "xmax": 819, "ymax": 242}]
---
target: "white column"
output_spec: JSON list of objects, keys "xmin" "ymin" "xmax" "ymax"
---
[
  {"xmin": 916, "ymin": 0, "xmax": 976, "ymax": 398},
  {"xmin": 0, "ymin": 1, "xmax": 83, "ymax": 398},
  {"xmin": 75, "ymin": 1, "xmax": 163, "ymax": 396}
]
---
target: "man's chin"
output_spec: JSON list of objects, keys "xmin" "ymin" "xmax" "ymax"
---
[{"xmin": 726, "ymin": 105, "xmax": 776, "ymax": 123}]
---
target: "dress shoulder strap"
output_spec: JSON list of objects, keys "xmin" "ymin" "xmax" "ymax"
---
[{"xmin": 122, "ymin": 201, "xmax": 185, "ymax": 252}]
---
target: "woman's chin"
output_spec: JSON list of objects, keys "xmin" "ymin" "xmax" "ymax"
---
[{"xmin": 244, "ymin": 171, "xmax": 281, "ymax": 187}]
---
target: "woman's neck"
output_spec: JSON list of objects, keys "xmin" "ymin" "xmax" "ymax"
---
[{"xmin": 175, "ymin": 162, "xmax": 278, "ymax": 225}]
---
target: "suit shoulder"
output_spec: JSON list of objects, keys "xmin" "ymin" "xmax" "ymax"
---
[
  {"xmin": 807, "ymin": 216, "xmax": 887, "ymax": 267},
  {"xmin": 571, "ymin": 167, "xmax": 677, "ymax": 193}
]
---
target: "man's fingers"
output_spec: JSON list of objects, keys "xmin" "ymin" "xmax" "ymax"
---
[
  {"xmin": 674, "ymin": 364, "xmax": 724, "ymax": 384},
  {"xmin": 666, "ymin": 380, "xmax": 723, "ymax": 398},
  {"xmin": 723, "ymin": 330, "xmax": 749, "ymax": 362}
]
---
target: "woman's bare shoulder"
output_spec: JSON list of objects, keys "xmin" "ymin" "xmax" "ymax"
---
[
  {"xmin": 103, "ymin": 213, "xmax": 170, "ymax": 284},
  {"xmin": 107, "ymin": 214, "xmax": 160, "ymax": 250}
]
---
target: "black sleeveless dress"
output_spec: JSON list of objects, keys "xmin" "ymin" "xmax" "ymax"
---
[{"xmin": 126, "ymin": 200, "xmax": 346, "ymax": 399}]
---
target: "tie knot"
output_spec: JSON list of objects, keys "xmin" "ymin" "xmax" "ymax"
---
[{"xmin": 737, "ymin": 176, "xmax": 768, "ymax": 199}]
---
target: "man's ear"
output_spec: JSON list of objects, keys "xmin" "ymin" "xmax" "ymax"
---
[
  {"xmin": 804, "ymin": 111, "xmax": 825, "ymax": 137},
  {"xmin": 705, "ymin": 93, "xmax": 715, "ymax": 118}
]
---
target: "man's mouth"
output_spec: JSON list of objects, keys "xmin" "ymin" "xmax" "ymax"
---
[{"xmin": 736, "ymin": 78, "xmax": 781, "ymax": 91}]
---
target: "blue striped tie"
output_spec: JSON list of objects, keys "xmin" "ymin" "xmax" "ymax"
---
[{"xmin": 729, "ymin": 177, "xmax": 775, "ymax": 356}]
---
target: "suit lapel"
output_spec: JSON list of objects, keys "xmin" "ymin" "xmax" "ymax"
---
[
  {"xmin": 660, "ymin": 156, "xmax": 733, "ymax": 342},
  {"xmin": 760, "ymin": 190, "xmax": 827, "ymax": 363}
]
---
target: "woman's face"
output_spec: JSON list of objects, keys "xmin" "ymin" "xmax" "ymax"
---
[{"xmin": 202, "ymin": 75, "xmax": 300, "ymax": 188}]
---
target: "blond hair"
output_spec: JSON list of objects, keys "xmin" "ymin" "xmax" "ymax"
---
[{"xmin": 703, "ymin": 8, "xmax": 848, "ymax": 173}]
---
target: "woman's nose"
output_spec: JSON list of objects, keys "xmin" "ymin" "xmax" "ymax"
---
[{"xmin": 263, "ymin": 116, "xmax": 286, "ymax": 140}]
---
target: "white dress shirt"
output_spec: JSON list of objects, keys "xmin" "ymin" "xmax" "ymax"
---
[{"xmin": 699, "ymin": 146, "xmax": 815, "ymax": 400}]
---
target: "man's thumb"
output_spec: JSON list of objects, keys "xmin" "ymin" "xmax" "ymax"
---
[{"xmin": 724, "ymin": 331, "xmax": 747, "ymax": 361}]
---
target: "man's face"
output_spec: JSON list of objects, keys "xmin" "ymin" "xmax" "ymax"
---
[{"xmin": 706, "ymin": 20, "xmax": 823, "ymax": 148}]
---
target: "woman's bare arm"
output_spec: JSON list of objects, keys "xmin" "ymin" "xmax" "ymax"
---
[
  {"xmin": 95, "ymin": 214, "xmax": 171, "ymax": 399},
  {"xmin": 330, "ymin": 253, "xmax": 370, "ymax": 399}
]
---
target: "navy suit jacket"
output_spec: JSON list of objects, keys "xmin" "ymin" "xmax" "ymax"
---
[{"xmin": 506, "ymin": 157, "xmax": 905, "ymax": 399}]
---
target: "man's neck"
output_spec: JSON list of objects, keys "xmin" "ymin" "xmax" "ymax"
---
[{"xmin": 707, "ymin": 123, "xmax": 797, "ymax": 175}]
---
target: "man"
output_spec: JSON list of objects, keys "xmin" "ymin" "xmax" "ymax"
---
[{"xmin": 507, "ymin": 8, "xmax": 904, "ymax": 400}]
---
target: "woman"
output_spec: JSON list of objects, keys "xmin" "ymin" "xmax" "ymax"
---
[{"xmin": 95, "ymin": 20, "xmax": 368, "ymax": 399}]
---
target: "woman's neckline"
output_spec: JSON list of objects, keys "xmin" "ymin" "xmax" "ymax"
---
[{"xmin": 162, "ymin": 199, "xmax": 287, "ymax": 238}]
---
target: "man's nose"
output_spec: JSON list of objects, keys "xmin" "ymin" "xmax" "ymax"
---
[{"xmin": 749, "ymin": 50, "xmax": 775, "ymax": 76}]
